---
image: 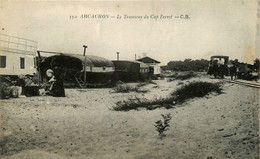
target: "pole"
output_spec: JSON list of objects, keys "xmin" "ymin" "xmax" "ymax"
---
[
  {"xmin": 83, "ymin": 45, "xmax": 88, "ymax": 87},
  {"xmin": 37, "ymin": 51, "xmax": 42, "ymax": 85},
  {"xmin": 117, "ymin": 52, "xmax": 119, "ymax": 61}
]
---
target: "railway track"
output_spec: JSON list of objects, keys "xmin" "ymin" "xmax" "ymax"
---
[{"xmin": 223, "ymin": 79, "xmax": 260, "ymax": 89}]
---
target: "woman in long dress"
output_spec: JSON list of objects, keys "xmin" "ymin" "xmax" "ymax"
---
[{"xmin": 46, "ymin": 68, "xmax": 65, "ymax": 97}]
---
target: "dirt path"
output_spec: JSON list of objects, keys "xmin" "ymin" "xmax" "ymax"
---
[{"xmin": 0, "ymin": 78, "xmax": 259, "ymax": 159}]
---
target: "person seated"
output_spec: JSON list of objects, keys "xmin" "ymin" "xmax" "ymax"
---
[
  {"xmin": 45, "ymin": 69, "xmax": 65, "ymax": 97},
  {"xmin": 218, "ymin": 58, "xmax": 225, "ymax": 66}
]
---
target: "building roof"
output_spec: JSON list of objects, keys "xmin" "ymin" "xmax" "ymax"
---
[
  {"xmin": 43, "ymin": 53, "xmax": 114, "ymax": 68},
  {"xmin": 66, "ymin": 54, "xmax": 114, "ymax": 67},
  {"xmin": 132, "ymin": 60, "xmax": 149, "ymax": 68},
  {"xmin": 136, "ymin": 56, "xmax": 160, "ymax": 64},
  {"xmin": 112, "ymin": 60, "xmax": 149, "ymax": 68},
  {"xmin": 210, "ymin": 56, "xmax": 229, "ymax": 59}
]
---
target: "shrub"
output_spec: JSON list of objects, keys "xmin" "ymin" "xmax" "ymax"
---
[
  {"xmin": 112, "ymin": 84, "xmax": 148, "ymax": 93},
  {"xmin": 113, "ymin": 81, "xmax": 223, "ymax": 111},
  {"xmin": 145, "ymin": 78, "xmax": 157, "ymax": 85},
  {"xmin": 112, "ymin": 84, "xmax": 136, "ymax": 93},
  {"xmin": 113, "ymin": 96, "xmax": 173, "ymax": 111},
  {"xmin": 154, "ymin": 113, "xmax": 172, "ymax": 138},
  {"xmin": 166, "ymin": 73, "xmax": 178, "ymax": 78},
  {"xmin": 136, "ymin": 83, "xmax": 147, "ymax": 88},
  {"xmin": 116, "ymin": 80, "xmax": 124, "ymax": 85},
  {"xmin": 175, "ymin": 72, "xmax": 197, "ymax": 80},
  {"xmin": 177, "ymin": 81, "xmax": 184, "ymax": 85},
  {"xmin": 171, "ymin": 81, "xmax": 222, "ymax": 104},
  {"xmin": 167, "ymin": 78, "xmax": 175, "ymax": 82},
  {"xmin": 166, "ymin": 72, "xmax": 197, "ymax": 82}
]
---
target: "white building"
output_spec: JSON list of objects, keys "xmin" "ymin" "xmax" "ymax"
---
[
  {"xmin": 0, "ymin": 34, "xmax": 37, "ymax": 76},
  {"xmin": 136, "ymin": 56, "xmax": 161, "ymax": 75}
]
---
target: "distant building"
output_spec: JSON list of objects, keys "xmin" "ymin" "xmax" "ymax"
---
[
  {"xmin": 112, "ymin": 60, "xmax": 150, "ymax": 82},
  {"xmin": 136, "ymin": 56, "xmax": 161, "ymax": 76},
  {"xmin": 0, "ymin": 34, "xmax": 37, "ymax": 76}
]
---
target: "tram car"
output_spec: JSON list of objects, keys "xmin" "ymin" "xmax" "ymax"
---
[
  {"xmin": 207, "ymin": 56, "xmax": 229, "ymax": 78},
  {"xmin": 0, "ymin": 34, "xmax": 39, "ymax": 98},
  {"xmin": 37, "ymin": 51, "xmax": 115, "ymax": 88},
  {"xmin": 112, "ymin": 60, "xmax": 151, "ymax": 82},
  {"xmin": 236, "ymin": 63, "xmax": 259, "ymax": 81}
]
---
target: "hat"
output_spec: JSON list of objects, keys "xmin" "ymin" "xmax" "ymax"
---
[{"xmin": 46, "ymin": 69, "xmax": 54, "ymax": 78}]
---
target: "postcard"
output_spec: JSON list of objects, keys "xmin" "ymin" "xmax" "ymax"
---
[{"xmin": 0, "ymin": 1, "xmax": 259, "ymax": 159}]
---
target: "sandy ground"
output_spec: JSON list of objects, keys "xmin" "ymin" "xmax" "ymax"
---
[{"xmin": 0, "ymin": 76, "xmax": 259, "ymax": 159}]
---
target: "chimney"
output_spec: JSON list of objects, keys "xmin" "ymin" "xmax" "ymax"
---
[
  {"xmin": 143, "ymin": 53, "xmax": 147, "ymax": 57},
  {"xmin": 117, "ymin": 52, "xmax": 119, "ymax": 61},
  {"xmin": 135, "ymin": 54, "xmax": 136, "ymax": 60}
]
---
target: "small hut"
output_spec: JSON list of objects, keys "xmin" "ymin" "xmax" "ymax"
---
[{"xmin": 136, "ymin": 56, "xmax": 161, "ymax": 77}]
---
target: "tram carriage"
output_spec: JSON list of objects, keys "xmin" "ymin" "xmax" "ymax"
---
[
  {"xmin": 236, "ymin": 63, "xmax": 259, "ymax": 81},
  {"xmin": 207, "ymin": 56, "xmax": 229, "ymax": 78},
  {"xmin": 37, "ymin": 51, "xmax": 115, "ymax": 88},
  {"xmin": 0, "ymin": 34, "xmax": 39, "ymax": 98},
  {"xmin": 112, "ymin": 60, "xmax": 151, "ymax": 82},
  {"xmin": 208, "ymin": 55, "xmax": 259, "ymax": 81}
]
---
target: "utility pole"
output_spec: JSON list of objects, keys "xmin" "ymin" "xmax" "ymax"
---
[
  {"xmin": 117, "ymin": 52, "xmax": 119, "ymax": 61},
  {"xmin": 83, "ymin": 45, "xmax": 88, "ymax": 87},
  {"xmin": 37, "ymin": 51, "xmax": 42, "ymax": 85}
]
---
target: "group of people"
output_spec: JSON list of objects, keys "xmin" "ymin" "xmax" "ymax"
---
[
  {"xmin": 212, "ymin": 58, "xmax": 227, "ymax": 78},
  {"xmin": 211, "ymin": 58, "xmax": 239, "ymax": 80}
]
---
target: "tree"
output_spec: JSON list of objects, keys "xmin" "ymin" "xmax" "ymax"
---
[
  {"xmin": 254, "ymin": 58, "xmax": 260, "ymax": 71},
  {"xmin": 165, "ymin": 59, "xmax": 209, "ymax": 72}
]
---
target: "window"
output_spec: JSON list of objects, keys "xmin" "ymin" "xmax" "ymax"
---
[
  {"xmin": 0, "ymin": 56, "xmax": 6, "ymax": 68},
  {"xmin": 20, "ymin": 57, "xmax": 25, "ymax": 69}
]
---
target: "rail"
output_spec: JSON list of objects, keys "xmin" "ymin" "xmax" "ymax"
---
[
  {"xmin": 0, "ymin": 34, "xmax": 37, "ymax": 55},
  {"xmin": 223, "ymin": 79, "xmax": 260, "ymax": 89}
]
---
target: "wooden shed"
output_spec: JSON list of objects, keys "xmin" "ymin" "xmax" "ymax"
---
[{"xmin": 136, "ymin": 56, "xmax": 161, "ymax": 76}]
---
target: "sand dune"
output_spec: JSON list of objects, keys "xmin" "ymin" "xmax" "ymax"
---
[{"xmin": 0, "ymin": 77, "xmax": 259, "ymax": 159}]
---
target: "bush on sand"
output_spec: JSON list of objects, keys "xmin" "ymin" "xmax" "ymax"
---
[
  {"xmin": 167, "ymin": 72, "xmax": 197, "ymax": 81},
  {"xmin": 112, "ymin": 84, "xmax": 148, "ymax": 93},
  {"xmin": 113, "ymin": 81, "xmax": 223, "ymax": 111}
]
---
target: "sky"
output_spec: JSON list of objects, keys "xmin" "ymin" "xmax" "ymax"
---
[{"xmin": 0, "ymin": 0, "xmax": 259, "ymax": 65}]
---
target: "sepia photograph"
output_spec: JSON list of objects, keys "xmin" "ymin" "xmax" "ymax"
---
[{"xmin": 0, "ymin": 0, "xmax": 259, "ymax": 159}]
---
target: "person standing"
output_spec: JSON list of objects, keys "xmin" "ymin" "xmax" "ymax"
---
[
  {"xmin": 50, "ymin": 67, "xmax": 65, "ymax": 97},
  {"xmin": 230, "ymin": 60, "xmax": 238, "ymax": 80}
]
